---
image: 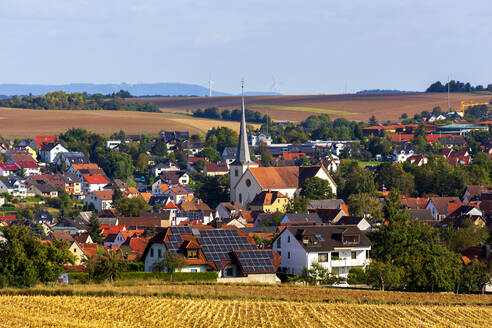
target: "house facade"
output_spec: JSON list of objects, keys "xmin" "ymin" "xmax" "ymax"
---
[{"xmin": 272, "ymin": 225, "xmax": 371, "ymax": 277}]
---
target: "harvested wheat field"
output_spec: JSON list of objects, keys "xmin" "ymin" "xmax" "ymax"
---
[
  {"xmin": 0, "ymin": 295, "xmax": 489, "ymax": 328},
  {"xmin": 0, "ymin": 107, "xmax": 249, "ymax": 138},
  {"xmin": 132, "ymin": 92, "xmax": 492, "ymax": 122}
]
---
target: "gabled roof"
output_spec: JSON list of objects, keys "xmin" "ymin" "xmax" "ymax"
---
[
  {"xmin": 308, "ymin": 199, "xmax": 345, "ymax": 209},
  {"xmin": 408, "ymin": 209, "xmax": 434, "ymax": 221},
  {"xmin": 279, "ymin": 225, "xmax": 371, "ymax": 252},
  {"xmin": 205, "ymin": 162, "xmax": 229, "ymax": 172},
  {"xmin": 83, "ymin": 174, "xmax": 108, "ymax": 185},
  {"xmin": 92, "ymin": 190, "xmax": 114, "ymax": 201},
  {"xmin": 428, "ymin": 197, "xmax": 461, "ymax": 215},
  {"xmin": 72, "ymin": 163, "xmax": 101, "ymax": 171},
  {"xmin": 335, "ymin": 216, "xmax": 367, "ymax": 226},
  {"xmin": 283, "ymin": 213, "xmax": 322, "ymax": 225},
  {"xmin": 249, "ymin": 190, "xmax": 287, "ymax": 206},
  {"xmin": 249, "ymin": 167, "xmax": 299, "ymax": 189}
]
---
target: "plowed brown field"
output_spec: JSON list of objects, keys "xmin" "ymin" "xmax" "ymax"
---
[
  {"xmin": 131, "ymin": 92, "xmax": 492, "ymax": 122},
  {"xmin": 0, "ymin": 107, "xmax": 249, "ymax": 138}
]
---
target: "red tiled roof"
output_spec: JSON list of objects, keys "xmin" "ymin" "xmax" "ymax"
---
[
  {"xmin": 83, "ymin": 174, "xmax": 108, "ymax": 185},
  {"xmin": 282, "ymin": 152, "xmax": 306, "ymax": 161},
  {"xmin": 72, "ymin": 164, "xmax": 101, "ymax": 171},
  {"xmin": 34, "ymin": 135, "xmax": 57, "ymax": 147},
  {"xmin": 249, "ymin": 167, "xmax": 299, "ymax": 189},
  {"xmin": 93, "ymin": 190, "xmax": 114, "ymax": 200},
  {"xmin": 0, "ymin": 163, "xmax": 20, "ymax": 171},
  {"xmin": 16, "ymin": 161, "xmax": 39, "ymax": 169},
  {"xmin": 205, "ymin": 162, "xmax": 229, "ymax": 172}
]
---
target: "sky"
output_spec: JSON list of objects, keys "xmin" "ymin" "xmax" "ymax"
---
[{"xmin": 0, "ymin": 0, "xmax": 491, "ymax": 94}]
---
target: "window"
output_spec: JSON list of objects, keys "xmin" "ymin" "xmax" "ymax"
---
[
  {"xmin": 187, "ymin": 249, "xmax": 199, "ymax": 259},
  {"xmin": 366, "ymin": 250, "xmax": 370, "ymax": 259},
  {"xmin": 190, "ymin": 269, "xmax": 198, "ymax": 273},
  {"xmin": 158, "ymin": 249, "xmax": 162, "ymax": 258},
  {"xmin": 287, "ymin": 252, "xmax": 290, "ymax": 259},
  {"xmin": 276, "ymin": 238, "xmax": 281, "ymax": 248},
  {"xmin": 150, "ymin": 248, "xmax": 154, "ymax": 257},
  {"xmin": 239, "ymin": 194, "xmax": 242, "ymax": 203},
  {"xmin": 226, "ymin": 268, "xmax": 234, "ymax": 277},
  {"xmin": 246, "ymin": 179, "xmax": 251, "ymax": 187},
  {"xmin": 73, "ymin": 248, "xmax": 76, "ymax": 253},
  {"xmin": 318, "ymin": 253, "xmax": 328, "ymax": 262},
  {"xmin": 351, "ymin": 251, "xmax": 357, "ymax": 259},
  {"xmin": 235, "ymin": 169, "xmax": 239, "ymax": 177},
  {"xmin": 342, "ymin": 234, "xmax": 360, "ymax": 245},
  {"xmin": 287, "ymin": 235, "xmax": 290, "ymax": 243},
  {"xmin": 331, "ymin": 252, "xmax": 340, "ymax": 260},
  {"xmin": 278, "ymin": 251, "xmax": 281, "ymax": 257}
]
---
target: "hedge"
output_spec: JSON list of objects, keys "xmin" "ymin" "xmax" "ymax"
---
[{"xmin": 68, "ymin": 271, "xmax": 218, "ymax": 283}]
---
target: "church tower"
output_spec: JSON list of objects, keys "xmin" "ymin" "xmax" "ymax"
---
[{"xmin": 230, "ymin": 80, "xmax": 258, "ymax": 203}]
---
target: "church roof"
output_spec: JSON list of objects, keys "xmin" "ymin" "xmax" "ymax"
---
[
  {"xmin": 232, "ymin": 82, "xmax": 255, "ymax": 166},
  {"xmin": 249, "ymin": 167, "xmax": 299, "ymax": 189}
]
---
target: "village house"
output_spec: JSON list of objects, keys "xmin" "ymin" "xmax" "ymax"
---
[
  {"xmin": 248, "ymin": 190, "xmax": 289, "ymax": 213},
  {"xmin": 39, "ymin": 143, "xmax": 68, "ymax": 163},
  {"xmin": 26, "ymin": 180, "xmax": 58, "ymax": 198},
  {"xmin": 272, "ymin": 225, "xmax": 371, "ymax": 277},
  {"xmin": 143, "ymin": 226, "xmax": 281, "ymax": 283},
  {"xmin": 204, "ymin": 162, "xmax": 229, "ymax": 176},
  {"xmin": 215, "ymin": 202, "xmax": 244, "ymax": 219},
  {"xmin": 280, "ymin": 213, "xmax": 323, "ymax": 226},
  {"xmin": 335, "ymin": 216, "xmax": 372, "ymax": 231},
  {"xmin": 0, "ymin": 163, "xmax": 20, "ymax": 176},
  {"xmin": 152, "ymin": 160, "xmax": 180, "ymax": 177},
  {"xmin": 392, "ymin": 145, "xmax": 416, "ymax": 162},
  {"xmin": 165, "ymin": 186, "xmax": 194, "ymax": 204},
  {"xmin": 82, "ymin": 174, "xmax": 109, "ymax": 193},
  {"xmin": 426, "ymin": 197, "xmax": 461, "ymax": 220},
  {"xmin": 84, "ymin": 190, "xmax": 114, "ymax": 212}
]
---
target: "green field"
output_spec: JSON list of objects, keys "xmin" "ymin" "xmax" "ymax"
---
[{"xmin": 249, "ymin": 104, "xmax": 358, "ymax": 116}]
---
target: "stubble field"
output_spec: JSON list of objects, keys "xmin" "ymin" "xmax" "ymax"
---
[
  {"xmin": 1, "ymin": 282, "xmax": 491, "ymax": 327},
  {"xmin": 131, "ymin": 92, "xmax": 492, "ymax": 122}
]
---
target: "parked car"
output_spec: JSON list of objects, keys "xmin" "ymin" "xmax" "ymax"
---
[{"xmin": 332, "ymin": 281, "xmax": 350, "ymax": 288}]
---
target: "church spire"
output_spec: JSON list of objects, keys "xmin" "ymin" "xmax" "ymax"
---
[{"xmin": 234, "ymin": 79, "xmax": 253, "ymax": 165}]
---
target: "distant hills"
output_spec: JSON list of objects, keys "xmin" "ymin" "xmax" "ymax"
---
[{"xmin": 0, "ymin": 83, "xmax": 281, "ymax": 97}]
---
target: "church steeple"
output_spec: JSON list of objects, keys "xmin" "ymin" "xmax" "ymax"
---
[{"xmin": 234, "ymin": 79, "xmax": 253, "ymax": 165}]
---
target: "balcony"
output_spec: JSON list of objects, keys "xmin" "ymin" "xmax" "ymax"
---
[{"xmin": 330, "ymin": 258, "xmax": 370, "ymax": 267}]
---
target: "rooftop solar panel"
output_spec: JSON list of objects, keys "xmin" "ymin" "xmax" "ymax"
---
[{"xmin": 235, "ymin": 250, "xmax": 275, "ymax": 273}]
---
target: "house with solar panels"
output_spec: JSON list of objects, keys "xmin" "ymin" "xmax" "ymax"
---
[
  {"xmin": 142, "ymin": 226, "xmax": 281, "ymax": 283},
  {"xmin": 272, "ymin": 225, "xmax": 371, "ymax": 277}
]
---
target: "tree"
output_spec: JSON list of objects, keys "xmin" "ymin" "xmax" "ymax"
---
[
  {"xmin": 365, "ymin": 260, "xmax": 402, "ymax": 291},
  {"xmin": 298, "ymin": 262, "xmax": 339, "ymax": 286},
  {"xmin": 205, "ymin": 127, "xmax": 238, "ymax": 153},
  {"xmin": 0, "ymin": 226, "xmax": 74, "ymax": 287},
  {"xmin": 347, "ymin": 193, "xmax": 383, "ymax": 221},
  {"xmin": 197, "ymin": 147, "xmax": 221, "ymax": 162},
  {"xmin": 459, "ymin": 259, "xmax": 491, "ymax": 294},
  {"xmin": 443, "ymin": 219, "xmax": 489, "ymax": 253},
  {"xmin": 93, "ymin": 250, "xmax": 126, "ymax": 283},
  {"xmin": 114, "ymin": 197, "xmax": 150, "ymax": 217},
  {"xmin": 152, "ymin": 250, "xmax": 187, "ymax": 280},
  {"xmin": 136, "ymin": 153, "xmax": 149, "ymax": 172},
  {"xmin": 88, "ymin": 213, "xmax": 104, "ymax": 244},
  {"xmin": 369, "ymin": 115, "xmax": 378, "ymax": 126},
  {"xmin": 301, "ymin": 177, "xmax": 335, "ymax": 200},
  {"xmin": 285, "ymin": 196, "xmax": 309, "ymax": 214}
]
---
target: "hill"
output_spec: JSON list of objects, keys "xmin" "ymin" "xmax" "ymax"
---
[
  {"xmin": 128, "ymin": 92, "xmax": 492, "ymax": 122},
  {"xmin": 0, "ymin": 83, "xmax": 281, "ymax": 97}
]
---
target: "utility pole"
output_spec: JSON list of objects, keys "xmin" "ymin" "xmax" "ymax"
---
[{"xmin": 447, "ymin": 75, "xmax": 450, "ymax": 111}]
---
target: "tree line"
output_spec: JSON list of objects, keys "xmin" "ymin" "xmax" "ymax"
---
[
  {"xmin": 426, "ymin": 80, "xmax": 492, "ymax": 93},
  {"xmin": 0, "ymin": 90, "xmax": 159, "ymax": 112},
  {"xmin": 192, "ymin": 107, "xmax": 270, "ymax": 124}
]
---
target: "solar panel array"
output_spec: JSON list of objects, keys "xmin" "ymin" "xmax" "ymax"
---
[
  {"xmin": 235, "ymin": 250, "xmax": 275, "ymax": 273},
  {"xmin": 164, "ymin": 241, "xmax": 181, "ymax": 254},
  {"xmin": 198, "ymin": 229, "xmax": 257, "ymax": 262},
  {"xmin": 171, "ymin": 227, "xmax": 192, "ymax": 234},
  {"xmin": 168, "ymin": 234, "xmax": 182, "ymax": 242}
]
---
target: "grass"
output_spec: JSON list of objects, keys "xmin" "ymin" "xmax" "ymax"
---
[
  {"xmin": 249, "ymin": 104, "xmax": 358, "ymax": 116},
  {"xmin": 358, "ymin": 161, "xmax": 383, "ymax": 168}
]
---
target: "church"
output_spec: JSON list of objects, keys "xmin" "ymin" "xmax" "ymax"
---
[{"xmin": 230, "ymin": 85, "xmax": 337, "ymax": 208}]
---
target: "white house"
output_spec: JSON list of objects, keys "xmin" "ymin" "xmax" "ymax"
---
[
  {"xmin": 392, "ymin": 145, "xmax": 416, "ymax": 163},
  {"xmin": 425, "ymin": 197, "xmax": 461, "ymax": 220},
  {"xmin": 272, "ymin": 225, "xmax": 371, "ymax": 277},
  {"xmin": 152, "ymin": 160, "xmax": 180, "ymax": 177},
  {"xmin": 106, "ymin": 140, "xmax": 121, "ymax": 150},
  {"xmin": 81, "ymin": 174, "xmax": 109, "ymax": 193},
  {"xmin": 39, "ymin": 143, "xmax": 68, "ymax": 163},
  {"xmin": 0, "ymin": 163, "xmax": 20, "ymax": 176},
  {"xmin": 84, "ymin": 190, "xmax": 114, "ymax": 212}
]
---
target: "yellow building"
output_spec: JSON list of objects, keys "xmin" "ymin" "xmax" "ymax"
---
[{"xmin": 248, "ymin": 190, "xmax": 289, "ymax": 213}]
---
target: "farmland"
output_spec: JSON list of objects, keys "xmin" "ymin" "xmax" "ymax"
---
[
  {"xmin": 130, "ymin": 92, "xmax": 492, "ymax": 122},
  {"xmin": 0, "ymin": 107, "xmax": 251, "ymax": 138},
  {"xmin": 0, "ymin": 283, "xmax": 491, "ymax": 328}
]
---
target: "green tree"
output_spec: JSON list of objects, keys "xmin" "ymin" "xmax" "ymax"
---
[
  {"xmin": 88, "ymin": 213, "xmax": 104, "ymax": 244},
  {"xmin": 136, "ymin": 153, "xmax": 149, "ymax": 172},
  {"xmin": 443, "ymin": 219, "xmax": 489, "ymax": 253},
  {"xmin": 93, "ymin": 250, "xmax": 126, "ymax": 283},
  {"xmin": 299, "ymin": 262, "xmax": 339, "ymax": 286},
  {"xmin": 152, "ymin": 250, "xmax": 187, "ymax": 280},
  {"xmin": 301, "ymin": 177, "xmax": 335, "ymax": 200},
  {"xmin": 459, "ymin": 259, "xmax": 491, "ymax": 294},
  {"xmin": 365, "ymin": 260, "xmax": 402, "ymax": 291},
  {"xmin": 347, "ymin": 193, "xmax": 383, "ymax": 221},
  {"xmin": 114, "ymin": 197, "xmax": 150, "ymax": 217},
  {"xmin": 369, "ymin": 115, "xmax": 378, "ymax": 126},
  {"xmin": 205, "ymin": 127, "xmax": 238, "ymax": 153},
  {"xmin": 0, "ymin": 226, "xmax": 74, "ymax": 287},
  {"xmin": 197, "ymin": 147, "xmax": 221, "ymax": 162},
  {"xmin": 285, "ymin": 196, "xmax": 309, "ymax": 214}
]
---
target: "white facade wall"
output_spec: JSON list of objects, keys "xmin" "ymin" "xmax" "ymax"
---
[
  {"xmin": 144, "ymin": 243, "xmax": 212, "ymax": 273},
  {"xmin": 272, "ymin": 229, "xmax": 308, "ymax": 274}
]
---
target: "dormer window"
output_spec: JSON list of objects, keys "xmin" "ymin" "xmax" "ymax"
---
[
  {"xmin": 187, "ymin": 249, "xmax": 199, "ymax": 259},
  {"xmin": 342, "ymin": 234, "xmax": 360, "ymax": 245}
]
